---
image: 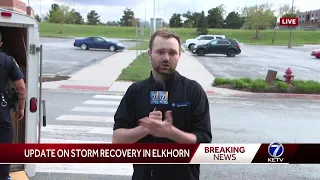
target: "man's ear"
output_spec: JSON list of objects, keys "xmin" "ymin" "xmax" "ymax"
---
[
  {"xmin": 148, "ymin": 48, "xmax": 152, "ymax": 60},
  {"xmin": 148, "ymin": 48, "xmax": 151, "ymax": 56}
]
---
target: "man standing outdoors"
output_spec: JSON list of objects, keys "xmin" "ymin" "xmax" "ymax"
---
[
  {"xmin": 0, "ymin": 32, "xmax": 26, "ymax": 180},
  {"xmin": 112, "ymin": 28, "xmax": 212, "ymax": 180}
]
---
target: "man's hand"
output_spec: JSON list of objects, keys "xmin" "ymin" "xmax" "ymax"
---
[
  {"xmin": 15, "ymin": 109, "xmax": 24, "ymax": 121},
  {"xmin": 149, "ymin": 108, "xmax": 162, "ymax": 121},
  {"xmin": 139, "ymin": 111, "xmax": 173, "ymax": 138}
]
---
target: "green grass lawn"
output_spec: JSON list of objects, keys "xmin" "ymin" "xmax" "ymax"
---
[
  {"xmin": 213, "ymin": 77, "xmax": 320, "ymax": 94},
  {"xmin": 117, "ymin": 52, "xmax": 151, "ymax": 82},
  {"xmin": 40, "ymin": 23, "xmax": 320, "ymax": 45},
  {"xmin": 129, "ymin": 41, "xmax": 150, "ymax": 50}
]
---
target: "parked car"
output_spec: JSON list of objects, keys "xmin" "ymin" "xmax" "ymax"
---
[
  {"xmin": 74, "ymin": 36, "xmax": 125, "ymax": 51},
  {"xmin": 185, "ymin": 35, "xmax": 226, "ymax": 50},
  {"xmin": 311, "ymin": 48, "xmax": 320, "ymax": 58},
  {"xmin": 191, "ymin": 39, "xmax": 241, "ymax": 57}
]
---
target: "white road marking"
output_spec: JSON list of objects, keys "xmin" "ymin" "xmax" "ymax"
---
[
  {"xmin": 56, "ymin": 115, "xmax": 114, "ymax": 123},
  {"xmin": 41, "ymin": 125, "xmax": 114, "ymax": 135},
  {"xmin": 71, "ymin": 107, "xmax": 117, "ymax": 113},
  {"xmin": 83, "ymin": 100, "xmax": 120, "ymax": 106},
  {"xmin": 93, "ymin": 95, "xmax": 123, "ymax": 100},
  {"xmin": 40, "ymin": 138, "xmax": 110, "ymax": 144},
  {"xmin": 36, "ymin": 163, "xmax": 133, "ymax": 176}
]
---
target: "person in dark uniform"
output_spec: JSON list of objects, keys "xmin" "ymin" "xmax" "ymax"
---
[
  {"xmin": 112, "ymin": 28, "xmax": 212, "ymax": 180},
  {"xmin": 0, "ymin": 32, "xmax": 26, "ymax": 180}
]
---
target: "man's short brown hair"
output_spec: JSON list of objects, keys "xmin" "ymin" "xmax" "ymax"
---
[{"xmin": 149, "ymin": 28, "xmax": 181, "ymax": 51}]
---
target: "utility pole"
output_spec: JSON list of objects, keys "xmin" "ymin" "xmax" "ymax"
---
[
  {"xmin": 144, "ymin": 0, "xmax": 147, "ymax": 54},
  {"xmin": 39, "ymin": 0, "xmax": 41, "ymax": 22},
  {"xmin": 153, "ymin": 0, "xmax": 156, "ymax": 33},
  {"xmin": 288, "ymin": 0, "xmax": 294, "ymax": 48}
]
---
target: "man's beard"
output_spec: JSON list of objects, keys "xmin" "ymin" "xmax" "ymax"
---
[{"xmin": 153, "ymin": 62, "xmax": 176, "ymax": 76}]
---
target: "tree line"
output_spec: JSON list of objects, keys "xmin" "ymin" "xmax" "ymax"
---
[
  {"xmin": 36, "ymin": 3, "xmax": 299, "ymax": 38},
  {"xmin": 169, "ymin": 3, "xmax": 299, "ymax": 37},
  {"xmin": 36, "ymin": 3, "xmax": 141, "ymax": 33}
]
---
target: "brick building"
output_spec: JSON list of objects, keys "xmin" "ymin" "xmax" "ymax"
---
[
  {"xmin": 0, "ymin": 0, "xmax": 34, "ymax": 16},
  {"xmin": 297, "ymin": 9, "xmax": 320, "ymax": 27}
]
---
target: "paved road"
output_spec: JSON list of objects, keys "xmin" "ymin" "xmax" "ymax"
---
[
  {"xmin": 40, "ymin": 37, "xmax": 136, "ymax": 76},
  {"xmin": 193, "ymin": 45, "xmax": 320, "ymax": 81},
  {"xmin": 29, "ymin": 90, "xmax": 320, "ymax": 180}
]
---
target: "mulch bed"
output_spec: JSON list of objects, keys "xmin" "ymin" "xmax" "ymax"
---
[
  {"xmin": 215, "ymin": 84, "xmax": 298, "ymax": 94},
  {"xmin": 41, "ymin": 76, "xmax": 70, "ymax": 82}
]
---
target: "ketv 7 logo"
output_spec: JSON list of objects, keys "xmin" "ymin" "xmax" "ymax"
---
[
  {"xmin": 268, "ymin": 142, "xmax": 284, "ymax": 163},
  {"xmin": 280, "ymin": 18, "xmax": 299, "ymax": 26}
]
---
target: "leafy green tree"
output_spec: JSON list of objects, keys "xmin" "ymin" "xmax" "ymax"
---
[
  {"xmin": 182, "ymin": 11, "xmax": 202, "ymax": 28},
  {"xmin": 47, "ymin": 4, "xmax": 61, "ymax": 23},
  {"xmin": 207, "ymin": 5, "xmax": 225, "ymax": 28},
  {"xmin": 182, "ymin": 11, "xmax": 193, "ymax": 28},
  {"xmin": 242, "ymin": 3, "xmax": 276, "ymax": 39},
  {"xmin": 196, "ymin": 11, "xmax": 208, "ymax": 35},
  {"xmin": 106, "ymin": 21, "xmax": 120, "ymax": 26},
  {"xmin": 120, "ymin": 8, "xmax": 135, "ymax": 26},
  {"xmin": 169, "ymin": 13, "xmax": 183, "ymax": 28},
  {"xmin": 224, "ymin": 11, "xmax": 245, "ymax": 29},
  {"xmin": 278, "ymin": 4, "xmax": 299, "ymax": 18},
  {"xmin": 87, "ymin": 10, "xmax": 101, "ymax": 25},
  {"xmin": 55, "ymin": 5, "xmax": 73, "ymax": 33},
  {"xmin": 72, "ymin": 11, "xmax": 84, "ymax": 24}
]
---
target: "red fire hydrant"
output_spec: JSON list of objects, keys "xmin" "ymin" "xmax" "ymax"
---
[{"xmin": 283, "ymin": 68, "xmax": 294, "ymax": 85}]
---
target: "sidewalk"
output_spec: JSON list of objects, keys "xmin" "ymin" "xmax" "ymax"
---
[
  {"xmin": 42, "ymin": 49, "xmax": 320, "ymax": 100},
  {"xmin": 42, "ymin": 49, "xmax": 223, "ymax": 94},
  {"xmin": 43, "ymin": 50, "xmax": 142, "ymax": 91}
]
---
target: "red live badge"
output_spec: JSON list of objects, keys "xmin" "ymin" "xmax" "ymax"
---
[{"xmin": 279, "ymin": 18, "xmax": 299, "ymax": 26}]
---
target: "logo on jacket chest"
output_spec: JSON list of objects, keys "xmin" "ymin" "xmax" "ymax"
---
[{"xmin": 172, "ymin": 101, "xmax": 190, "ymax": 108}]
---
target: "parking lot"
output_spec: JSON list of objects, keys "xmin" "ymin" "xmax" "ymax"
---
[
  {"xmin": 41, "ymin": 37, "xmax": 136, "ymax": 76},
  {"xmin": 191, "ymin": 45, "xmax": 320, "ymax": 81}
]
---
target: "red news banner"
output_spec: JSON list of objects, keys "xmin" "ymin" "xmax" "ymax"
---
[{"xmin": 0, "ymin": 143, "xmax": 318, "ymax": 164}]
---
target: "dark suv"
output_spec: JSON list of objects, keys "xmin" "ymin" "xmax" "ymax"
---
[{"xmin": 191, "ymin": 39, "xmax": 241, "ymax": 57}]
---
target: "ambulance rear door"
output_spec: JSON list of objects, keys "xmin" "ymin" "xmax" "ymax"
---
[{"xmin": 0, "ymin": 8, "xmax": 46, "ymax": 177}]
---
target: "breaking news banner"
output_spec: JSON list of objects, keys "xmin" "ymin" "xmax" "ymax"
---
[{"xmin": 0, "ymin": 143, "xmax": 318, "ymax": 164}]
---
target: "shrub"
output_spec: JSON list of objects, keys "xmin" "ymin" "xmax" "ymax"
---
[
  {"xmin": 213, "ymin": 77, "xmax": 235, "ymax": 86},
  {"xmin": 275, "ymin": 81, "xmax": 290, "ymax": 92},
  {"xmin": 234, "ymin": 79, "xmax": 250, "ymax": 89},
  {"xmin": 212, "ymin": 77, "xmax": 320, "ymax": 94},
  {"xmin": 293, "ymin": 80, "xmax": 320, "ymax": 94},
  {"xmin": 250, "ymin": 79, "xmax": 269, "ymax": 92}
]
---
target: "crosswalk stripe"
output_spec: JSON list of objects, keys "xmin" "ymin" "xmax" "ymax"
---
[
  {"xmin": 41, "ymin": 125, "xmax": 114, "ymax": 135},
  {"xmin": 38, "ymin": 94, "xmax": 129, "ymax": 176},
  {"xmin": 56, "ymin": 115, "xmax": 114, "ymax": 123},
  {"xmin": 93, "ymin": 95, "xmax": 123, "ymax": 100},
  {"xmin": 36, "ymin": 163, "xmax": 133, "ymax": 176},
  {"xmin": 71, "ymin": 107, "xmax": 117, "ymax": 113},
  {"xmin": 41, "ymin": 138, "xmax": 109, "ymax": 144},
  {"xmin": 83, "ymin": 100, "xmax": 120, "ymax": 106}
]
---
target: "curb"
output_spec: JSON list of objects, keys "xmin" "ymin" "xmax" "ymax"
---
[
  {"xmin": 43, "ymin": 85, "xmax": 320, "ymax": 100},
  {"xmin": 43, "ymin": 84, "xmax": 215, "ymax": 95},
  {"xmin": 228, "ymin": 92, "xmax": 320, "ymax": 100},
  {"xmin": 58, "ymin": 85, "xmax": 110, "ymax": 91}
]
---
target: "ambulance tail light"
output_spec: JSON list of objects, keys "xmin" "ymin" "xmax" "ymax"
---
[
  {"xmin": 1, "ymin": 12, "xmax": 12, "ymax": 17},
  {"xmin": 30, "ymin": 97, "xmax": 37, "ymax": 113}
]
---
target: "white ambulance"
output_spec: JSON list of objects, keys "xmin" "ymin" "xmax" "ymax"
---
[{"xmin": 0, "ymin": 8, "xmax": 46, "ymax": 178}]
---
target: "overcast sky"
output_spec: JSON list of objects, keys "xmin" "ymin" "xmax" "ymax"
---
[{"xmin": 24, "ymin": 0, "xmax": 320, "ymax": 23}]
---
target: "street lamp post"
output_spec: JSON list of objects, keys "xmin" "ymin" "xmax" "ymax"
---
[{"xmin": 288, "ymin": 0, "xmax": 294, "ymax": 48}]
